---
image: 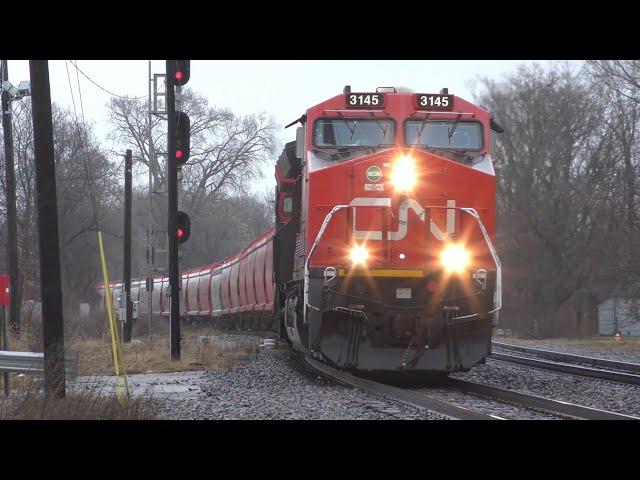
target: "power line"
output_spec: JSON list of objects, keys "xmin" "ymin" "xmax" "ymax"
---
[
  {"xmin": 63, "ymin": 60, "xmax": 100, "ymax": 230},
  {"xmin": 68, "ymin": 60, "xmax": 145, "ymax": 100}
]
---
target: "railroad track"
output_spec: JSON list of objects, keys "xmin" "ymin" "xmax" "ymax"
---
[
  {"xmin": 491, "ymin": 341, "xmax": 640, "ymax": 386},
  {"xmin": 303, "ymin": 356, "xmax": 637, "ymax": 420},
  {"xmin": 303, "ymin": 356, "xmax": 497, "ymax": 420}
]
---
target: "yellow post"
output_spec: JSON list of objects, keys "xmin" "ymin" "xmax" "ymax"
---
[{"xmin": 97, "ymin": 230, "xmax": 130, "ymax": 401}]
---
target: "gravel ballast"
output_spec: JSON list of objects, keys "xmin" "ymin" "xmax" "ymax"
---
[
  {"xmin": 155, "ymin": 349, "xmax": 451, "ymax": 419},
  {"xmin": 72, "ymin": 334, "xmax": 450, "ymax": 420},
  {"xmin": 451, "ymin": 359, "xmax": 640, "ymax": 418},
  {"xmin": 69, "ymin": 332, "xmax": 640, "ymax": 420},
  {"xmin": 496, "ymin": 337, "xmax": 640, "ymax": 364}
]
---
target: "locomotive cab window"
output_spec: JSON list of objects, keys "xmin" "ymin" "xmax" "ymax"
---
[
  {"xmin": 405, "ymin": 120, "xmax": 483, "ymax": 150},
  {"xmin": 313, "ymin": 118, "xmax": 395, "ymax": 159}
]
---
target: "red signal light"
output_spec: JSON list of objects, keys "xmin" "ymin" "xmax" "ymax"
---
[
  {"xmin": 171, "ymin": 61, "xmax": 190, "ymax": 86},
  {"xmin": 176, "ymin": 150, "xmax": 184, "ymax": 160},
  {"xmin": 176, "ymin": 210, "xmax": 190, "ymax": 243}
]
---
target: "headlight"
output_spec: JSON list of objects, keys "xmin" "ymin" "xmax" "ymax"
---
[
  {"xmin": 349, "ymin": 244, "xmax": 368, "ymax": 265},
  {"xmin": 390, "ymin": 155, "xmax": 416, "ymax": 192},
  {"xmin": 440, "ymin": 244, "xmax": 470, "ymax": 273}
]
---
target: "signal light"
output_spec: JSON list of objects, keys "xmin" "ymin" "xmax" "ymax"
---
[
  {"xmin": 171, "ymin": 60, "xmax": 190, "ymax": 86},
  {"xmin": 176, "ymin": 211, "xmax": 190, "ymax": 244},
  {"xmin": 174, "ymin": 111, "xmax": 190, "ymax": 165}
]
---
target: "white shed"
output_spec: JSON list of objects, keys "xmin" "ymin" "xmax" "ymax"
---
[{"xmin": 598, "ymin": 297, "xmax": 640, "ymax": 336}]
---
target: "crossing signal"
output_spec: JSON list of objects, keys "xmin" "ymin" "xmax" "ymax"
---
[
  {"xmin": 172, "ymin": 60, "xmax": 190, "ymax": 86},
  {"xmin": 175, "ymin": 111, "xmax": 190, "ymax": 165},
  {"xmin": 176, "ymin": 211, "xmax": 190, "ymax": 244}
]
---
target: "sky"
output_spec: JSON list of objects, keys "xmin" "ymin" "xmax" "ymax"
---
[{"xmin": 5, "ymin": 60, "xmax": 583, "ymax": 191}]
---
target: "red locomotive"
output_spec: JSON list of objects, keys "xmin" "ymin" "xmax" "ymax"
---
[{"xmin": 98, "ymin": 86, "xmax": 502, "ymax": 376}]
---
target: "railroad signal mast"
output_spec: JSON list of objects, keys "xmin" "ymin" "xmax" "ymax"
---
[{"xmin": 166, "ymin": 60, "xmax": 190, "ymax": 360}]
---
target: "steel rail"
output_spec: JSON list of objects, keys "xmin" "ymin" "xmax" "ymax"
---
[
  {"xmin": 303, "ymin": 356, "xmax": 498, "ymax": 420},
  {"xmin": 492, "ymin": 341, "xmax": 640, "ymax": 374},
  {"xmin": 446, "ymin": 378, "xmax": 638, "ymax": 420},
  {"xmin": 490, "ymin": 349, "xmax": 640, "ymax": 386}
]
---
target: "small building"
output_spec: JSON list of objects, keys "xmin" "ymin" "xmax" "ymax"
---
[{"xmin": 598, "ymin": 297, "xmax": 640, "ymax": 336}]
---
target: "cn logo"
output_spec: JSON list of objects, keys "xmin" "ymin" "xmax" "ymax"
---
[{"xmin": 350, "ymin": 198, "xmax": 456, "ymax": 242}]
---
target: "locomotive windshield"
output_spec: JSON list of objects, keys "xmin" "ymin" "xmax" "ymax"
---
[
  {"xmin": 405, "ymin": 120, "xmax": 483, "ymax": 150},
  {"xmin": 313, "ymin": 119, "xmax": 395, "ymax": 149}
]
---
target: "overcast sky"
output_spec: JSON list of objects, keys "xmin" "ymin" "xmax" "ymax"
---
[{"xmin": 6, "ymin": 60, "xmax": 582, "ymax": 191}]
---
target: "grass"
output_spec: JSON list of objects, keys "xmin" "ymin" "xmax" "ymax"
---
[
  {"xmin": 0, "ymin": 377, "xmax": 158, "ymax": 420},
  {"xmin": 6, "ymin": 325, "xmax": 260, "ymax": 377},
  {"xmin": 1, "ymin": 322, "xmax": 261, "ymax": 419},
  {"xmin": 1, "ymin": 308, "xmax": 266, "ymax": 419}
]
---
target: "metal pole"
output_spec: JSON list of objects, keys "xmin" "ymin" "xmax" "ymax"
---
[
  {"xmin": 2, "ymin": 306, "xmax": 8, "ymax": 396},
  {"xmin": 147, "ymin": 60, "xmax": 153, "ymax": 337},
  {"xmin": 29, "ymin": 60, "xmax": 65, "ymax": 398},
  {"xmin": 123, "ymin": 149, "xmax": 133, "ymax": 342},
  {"xmin": 1, "ymin": 60, "xmax": 21, "ymax": 334},
  {"xmin": 166, "ymin": 60, "xmax": 180, "ymax": 360}
]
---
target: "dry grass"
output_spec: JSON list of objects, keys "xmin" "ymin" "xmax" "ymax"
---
[
  {"xmin": 1, "ymin": 319, "xmax": 260, "ymax": 419},
  {"xmin": 5, "ymin": 324, "xmax": 260, "ymax": 377},
  {"xmin": 0, "ymin": 378, "xmax": 157, "ymax": 420}
]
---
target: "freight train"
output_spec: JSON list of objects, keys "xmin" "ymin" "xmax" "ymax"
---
[{"xmin": 97, "ymin": 86, "xmax": 503, "ymax": 376}]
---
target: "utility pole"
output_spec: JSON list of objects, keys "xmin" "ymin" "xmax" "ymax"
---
[
  {"xmin": 147, "ymin": 60, "xmax": 154, "ymax": 337},
  {"xmin": 166, "ymin": 60, "xmax": 180, "ymax": 360},
  {"xmin": 29, "ymin": 60, "xmax": 65, "ymax": 398},
  {"xmin": 123, "ymin": 149, "xmax": 133, "ymax": 342},
  {"xmin": 1, "ymin": 60, "xmax": 21, "ymax": 334}
]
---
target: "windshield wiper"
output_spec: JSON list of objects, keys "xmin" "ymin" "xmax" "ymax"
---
[
  {"xmin": 447, "ymin": 114, "xmax": 463, "ymax": 143},
  {"xmin": 414, "ymin": 113, "xmax": 433, "ymax": 140},
  {"xmin": 417, "ymin": 145, "xmax": 475, "ymax": 163},
  {"xmin": 314, "ymin": 144, "xmax": 395, "ymax": 159}
]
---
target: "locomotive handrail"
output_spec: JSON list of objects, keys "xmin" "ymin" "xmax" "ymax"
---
[
  {"xmin": 453, "ymin": 207, "xmax": 501, "ymax": 321},
  {"xmin": 304, "ymin": 205, "xmax": 349, "ymax": 317},
  {"xmin": 415, "ymin": 205, "xmax": 502, "ymax": 320}
]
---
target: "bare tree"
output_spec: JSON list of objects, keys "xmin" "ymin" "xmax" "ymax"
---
[
  {"xmin": 0, "ymin": 99, "xmax": 121, "ymax": 307},
  {"xmin": 107, "ymin": 88, "xmax": 276, "ymax": 200},
  {"xmin": 587, "ymin": 61, "xmax": 640, "ymax": 105},
  {"xmin": 477, "ymin": 63, "xmax": 621, "ymax": 337}
]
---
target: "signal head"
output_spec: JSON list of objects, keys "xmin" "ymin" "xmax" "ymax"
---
[
  {"xmin": 176, "ymin": 211, "xmax": 191, "ymax": 244},
  {"xmin": 172, "ymin": 60, "xmax": 190, "ymax": 86},
  {"xmin": 174, "ymin": 111, "xmax": 190, "ymax": 165}
]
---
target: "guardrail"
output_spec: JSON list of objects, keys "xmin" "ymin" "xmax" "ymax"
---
[{"xmin": 0, "ymin": 351, "xmax": 78, "ymax": 379}]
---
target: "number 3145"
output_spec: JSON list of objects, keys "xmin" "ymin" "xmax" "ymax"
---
[
  {"xmin": 420, "ymin": 95, "xmax": 450, "ymax": 107},
  {"xmin": 349, "ymin": 94, "xmax": 380, "ymax": 106}
]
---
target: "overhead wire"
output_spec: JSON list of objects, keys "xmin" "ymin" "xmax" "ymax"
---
[
  {"xmin": 68, "ymin": 60, "xmax": 145, "ymax": 100},
  {"xmin": 65, "ymin": 60, "xmax": 99, "ymax": 229},
  {"xmin": 65, "ymin": 59, "xmax": 130, "ymax": 400}
]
